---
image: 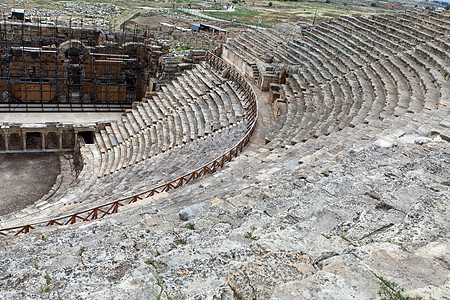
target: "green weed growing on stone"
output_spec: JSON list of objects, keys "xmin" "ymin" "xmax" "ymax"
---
[
  {"xmin": 245, "ymin": 226, "xmax": 260, "ymax": 240},
  {"xmin": 41, "ymin": 235, "xmax": 47, "ymax": 241},
  {"xmin": 256, "ymin": 244, "xmax": 267, "ymax": 252},
  {"xmin": 150, "ymin": 259, "xmax": 168, "ymax": 300},
  {"xmin": 229, "ymin": 284, "xmax": 243, "ymax": 300},
  {"xmin": 175, "ymin": 239, "xmax": 187, "ymax": 245},
  {"xmin": 374, "ymin": 273, "xmax": 422, "ymax": 300},
  {"xmin": 321, "ymin": 233, "xmax": 331, "ymax": 239},
  {"xmin": 340, "ymin": 234, "xmax": 352, "ymax": 243},
  {"xmin": 78, "ymin": 246, "xmax": 86, "ymax": 267},
  {"xmin": 44, "ymin": 274, "xmax": 51, "ymax": 293},
  {"xmin": 187, "ymin": 223, "xmax": 195, "ymax": 230}
]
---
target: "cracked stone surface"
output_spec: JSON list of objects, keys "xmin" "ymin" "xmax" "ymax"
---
[{"xmin": 0, "ymin": 133, "xmax": 447, "ymax": 299}]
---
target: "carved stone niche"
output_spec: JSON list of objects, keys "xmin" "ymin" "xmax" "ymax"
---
[
  {"xmin": 26, "ymin": 132, "xmax": 41, "ymax": 150},
  {"xmin": 0, "ymin": 133, "xmax": 5, "ymax": 151},
  {"xmin": 9, "ymin": 132, "xmax": 22, "ymax": 151},
  {"xmin": 46, "ymin": 132, "xmax": 59, "ymax": 150}
]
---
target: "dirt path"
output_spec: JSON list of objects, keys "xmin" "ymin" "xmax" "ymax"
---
[
  {"xmin": 112, "ymin": 8, "xmax": 139, "ymax": 31},
  {"xmin": 0, "ymin": 153, "xmax": 60, "ymax": 216}
]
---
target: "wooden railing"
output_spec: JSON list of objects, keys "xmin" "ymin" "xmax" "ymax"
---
[{"xmin": 0, "ymin": 52, "xmax": 258, "ymax": 237}]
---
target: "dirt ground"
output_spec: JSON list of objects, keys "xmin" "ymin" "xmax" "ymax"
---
[{"xmin": 0, "ymin": 152, "xmax": 60, "ymax": 216}]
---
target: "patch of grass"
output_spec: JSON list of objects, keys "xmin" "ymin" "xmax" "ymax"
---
[
  {"xmin": 178, "ymin": 44, "xmax": 191, "ymax": 51},
  {"xmin": 41, "ymin": 235, "xmax": 48, "ymax": 241},
  {"xmin": 43, "ymin": 274, "xmax": 51, "ymax": 293},
  {"xmin": 322, "ymin": 172, "xmax": 329, "ymax": 177},
  {"xmin": 187, "ymin": 222, "xmax": 195, "ymax": 230},
  {"xmin": 145, "ymin": 259, "xmax": 156, "ymax": 267},
  {"xmin": 175, "ymin": 239, "xmax": 187, "ymax": 245},
  {"xmin": 203, "ymin": 8, "xmax": 264, "ymax": 26},
  {"xmin": 244, "ymin": 226, "xmax": 260, "ymax": 240}
]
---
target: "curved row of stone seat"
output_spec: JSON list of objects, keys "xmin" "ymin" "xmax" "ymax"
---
[
  {"xmin": 394, "ymin": 13, "xmax": 449, "ymax": 38},
  {"xmin": 303, "ymin": 28, "xmax": 378, "ymax": 125},
  {"xmin": 317, "ymin": 20, "xmax": 420, "ymax": 115},
  {"xmin": 88, "ymin": 63, "xmax": 244, "ymax": 178},
  {"xmin": 0, "ymin": 122, "xmax": 247, "ymax": 228},
  {"xmin": 330, "ymin": 17, "xmax": 416, "ymax": 114},
  {"xmin": 0, "ymin": 44, "xmax": 446, "ymax": 299},
  {"xmin": 265, "ymin": 33, "xmax": 379, "ymax": 147},
  {"xmin": 0, "ymin": 52, "xmax": 255, "ymax": 229},
  {"xmin": 347, "ymin": 15, "xmax": 448, "ymax": 106},
  {"xmin": 318, "ymin": 16, "xmax": 442, "ymax": 114},
  {"xmin": 134, "ymin": 97, "xmax": 449, "ymax": 243},
  {"xmin": 259, "ymin": 12, "xmax": 449, "ymax": 148}
]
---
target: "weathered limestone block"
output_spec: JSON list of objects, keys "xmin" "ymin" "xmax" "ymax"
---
[{"xmin": 226, "ymin": 251, "xmax": 315, "ymax": 299}]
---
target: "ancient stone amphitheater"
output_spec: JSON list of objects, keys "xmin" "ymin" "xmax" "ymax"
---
[{"xmin": 0, "ymin": 11, "xmax": 448, "ymax": 299}]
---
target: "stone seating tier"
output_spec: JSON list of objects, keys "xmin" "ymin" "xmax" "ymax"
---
[{"xmin": 224, "ymin": 12, "xmax": 450, "ymax": 149}]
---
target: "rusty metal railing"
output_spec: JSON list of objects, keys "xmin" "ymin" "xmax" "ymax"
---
[{"xmin": 0, "ymin": 52, "xmax": 258, "ymax": 237}]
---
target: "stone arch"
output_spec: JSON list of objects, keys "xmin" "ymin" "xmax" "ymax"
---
[
  {"xmin": 9, "ymin": 132, "xmax": 21, "ymax": 150},
  {"xmin": 46, "ymin": 132, "xmax": 59, "ymax": 149},
  {"xmin": 58, "ymin": 40, "xmax": 89, "ymax": 63}
]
